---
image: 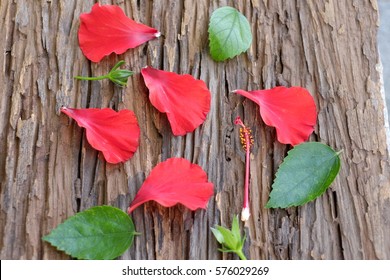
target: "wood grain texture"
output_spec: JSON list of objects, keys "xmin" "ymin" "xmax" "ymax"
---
[{"xmin": 1, "ymin": 0, "xmax": 389, "ymax": 260}]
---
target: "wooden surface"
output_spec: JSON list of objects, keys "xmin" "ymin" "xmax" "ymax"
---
[{"xmin": 1, "ymin": 0, "xmax": 389, "ymax": 260}]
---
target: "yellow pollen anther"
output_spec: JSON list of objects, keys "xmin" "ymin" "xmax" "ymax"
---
[{"xmin": 238, "ymin": 126, "xmax": 253, "ymax": 151}]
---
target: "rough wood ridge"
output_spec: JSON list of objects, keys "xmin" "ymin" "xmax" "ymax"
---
[{"xmin": 0, "ymin": 0, "xmax": 389, "ymax": 260}]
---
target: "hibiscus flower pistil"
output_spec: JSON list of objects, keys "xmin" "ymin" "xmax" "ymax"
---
[{"xmin": 234, "ymin": 116, "xmax": 253, "ymax": 221}]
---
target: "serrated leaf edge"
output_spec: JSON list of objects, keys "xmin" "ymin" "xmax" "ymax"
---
[
  {"xmin": 42, "ymin": 206, "xmax": 137, "ymax": 260},
  {"xmin": 266, "ymin": 142, "xmax": 341, "ymax": 209}
]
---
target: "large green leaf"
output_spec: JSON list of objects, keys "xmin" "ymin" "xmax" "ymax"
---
[
  {"xmin": 266, "ymin": 142, "xmax": 341, "ymax": 208},
  {"xmin": 43, "ymin": 206, "xmax": 138, "ymax": 260},
  {"xmin": 208, "ymin": 7, "xmax": 252, "ymax": 61}
]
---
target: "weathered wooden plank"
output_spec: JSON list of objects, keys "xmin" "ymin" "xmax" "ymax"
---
[{"xmin": 0, "ymin": 0, "xmax": 389, "ymax": 260}]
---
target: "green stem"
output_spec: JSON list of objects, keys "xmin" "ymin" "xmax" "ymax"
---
[
  {"xmin": 74, "ymin": 75, "xmax": 109, "ymax": 81},
  {"xmin": 236, "ymin": 250, "xmax": 247, "ymax": 260}
]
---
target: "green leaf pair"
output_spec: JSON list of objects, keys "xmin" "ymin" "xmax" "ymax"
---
[
  {"xmin": 43, "ymin": 206, "xmax": 139, "ymax": 260},
  {"xmin": 211, "ymin": 216, "xmax": 247, "ymax": 260},
  {"xmin": 75, "ymin": 60, "xmax": 133, "ymax": 87}
]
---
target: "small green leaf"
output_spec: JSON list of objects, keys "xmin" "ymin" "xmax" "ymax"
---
[
  {"xmin": 208, "ymin": 6, "xmax": 252, "ymax": 61},
  {"xmin": 211, "ymin": 227, "xmax": 225, "ymax": 244},
  {"xmin": 231, "ymin": 215, "xmax": 241, "ymax": 242},
  {"xmin": 210, "ymin": 216, "xmax": 247, "ymax": 260},
  {"xmin": 266, "ymin": 142, "xmax": 341, "ymax": 208},
  {"xmin": 216, "ymin": 226, "xmax": 239, "ymax": 250},
  {"xmin": 42, "ymin": 206, "xmax": 138, "ymax": 260},
  {"xmin": 107, "ymin": 60, "xmax": 133, "ymax": 86}
]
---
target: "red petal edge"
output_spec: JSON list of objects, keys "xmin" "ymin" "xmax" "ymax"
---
[
  {"xmin": 141, "ymin": 66, "xmax": 211, "ymax": 136},
  {"xmin": 61, "ymin": 107, "xmax": 140, "ymax": 164},
  {"xmin": 78, "ymin": 3, "xmax": 160, "ymax": 62},
  {"xmin": 127, "ymin": 158, "xmax": 214, "ymax": 213},
  {"xmin": 234, "ymin": 86, "xmax": 317, "ymax": 145}
]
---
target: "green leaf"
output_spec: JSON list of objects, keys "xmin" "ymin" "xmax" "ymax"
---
[
  {"xmin": 266, "ymin": 142, "xmax": 341, "ymax": 208},
  {"xmin": 216, "ymin": 226, "xmax": 239, "ymax": 250},
  {"xmin": 107, "ymin": 60, "xmax": 133, "ymax": 86},
  {"xmin": 231, "ymin": 215, "xmax": 241, "ymax": 242},
  {"xmin": 210, "ymin": 216, "xmax": 247, "ymax": 260},
  {"xmin": 211, "ymin": 227, "xmax": 225, "ymax": 244},
  {"xmin": 42, "ymin": 206, "xmax": 138, "ymax": 260},
  {"xmin": 208, "ymin": 6, "xmax": 252, "ymax": 61}
]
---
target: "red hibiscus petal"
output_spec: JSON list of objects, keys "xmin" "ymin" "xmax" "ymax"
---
[
  {"xmin": 61, "ymin": 107, "xmax": 140, "ymax": 164},
  {"xmin": 141, "ymin": 66, "xmax": 211, "ymax": 136},
  {"xmin": 78, "ymin": 3, "xmax": 160, "ymax": 62},
  {"xmin": 128, "ymin": 158, "xmax": 214, "ymax": 213},
  {"xmin": 234, "ymin": 86, "xmax": 317, "ymax": 145}
]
